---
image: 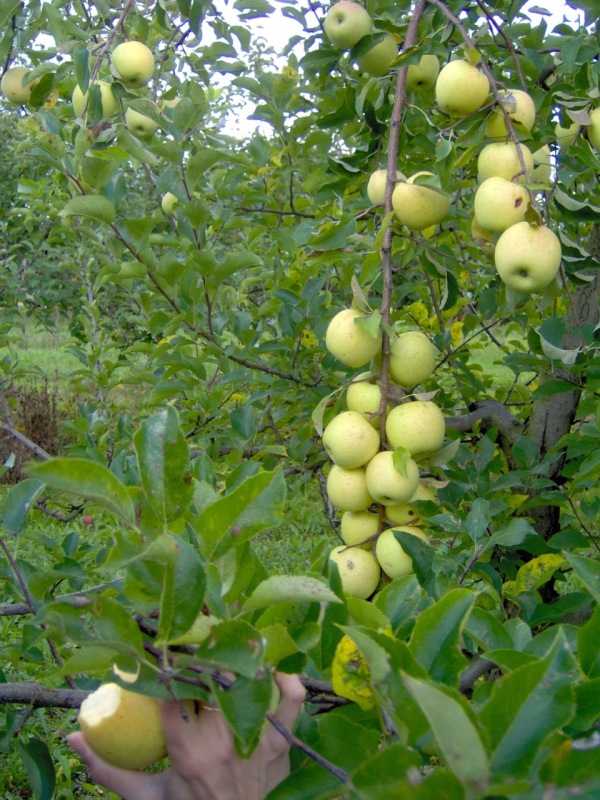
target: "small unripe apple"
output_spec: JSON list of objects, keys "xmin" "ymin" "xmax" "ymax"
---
[
  {"xmin": 126, "ymin": 106, "xmax": 159, "ymax": 138},
  {"xmin": 161, "ymin": 192, "xmax": 179, "ymax": 215},
  {"xmin": 327, "ymin": 465, "xmax": 374, "ymax": 512},
  {"xmin": 365, "ymin": 450, "xmax": 420, "ymax": 505},
  {"xmin": 388, "ymin": 331, "xmax": 437, "ymax": 387},
  {"xmin": 323, "ymin": 1, "xmax": 373, "ymax": 50},
  {"xmin": 346, "ymin": 372, "xmax": 383, "ymax": 426},
  {"xmin": 385, "ymin": 400, "xmax": 445, "ymax": 458},
  {"xmin": 358, "ymin": 34, "xmax": 397, "ymax": 76},
  {"xmin": 77, "ymin": 683, "xmax": 166, "ymax": 769},
  {"xmin": 531, "ymin": 145, "xmax": 552, "ymax": 183},
  {"xmin": 485, "ymin": 89, "xmax": 536, "ymax": 139},
  {"xmin": 340, "ymin": 510, "xmax": 379, "ymax": 546},
  {"xmin": 329, "ymin": 544, "xmax": 381, "ymax": 599},
  {"xmin": 325, "ymin": 308, "xmax": 382, "ymax": 368},
  {"xmin": 494, "ymin": 221, "xmax": 562, "ymax": 293},
  {"xmin": 554, "ymin": 119, "xmax": 579, "ymax": 153},
  {"xmin": 375, "ymin": 526, "xmax": 429, "ymax": 579},
  {"xmin": 435, "ymin": 59, "xmax": 490, "ymax": 116},
  {"xmin": 1, "ymin": 66, "xmax": 38, "ymax": 104},
  {"xmin": 477, "ymin": 141, "xmax": 534, "ymax": 183},
  {"xmin": 471, "ymin": 216, "xmax": 495, "ymax": 244},
  {"xmin": 587, "ymin": 107, "xmax": 600, "ymax": 152},
  {"xmin": 367, "ymin": 169, "xmax": 405, "ymax": 205},
  {"xmin": 72, "ymin": 81, "xmax": 116, "ymax": 119},
  {"xmin": 385, "ymin": 482, "xmax": 436, "ymax": 526},
  {"xmin": 322, "ymin": 410, "xmax": 380, "ymax": 469},
  {"xmin": 473, "ymin": 176, "xmax": 530, "ymax": 233},
  {"xmin": 111, "ymin": 41, "xmax": 155, "ymax": 87},
  {"xmin": 406, "ymin": 55, "xmax": 439, "ymax": 92},
  {"xmin": 392, "ymin": 172, "xmax": 450, "ymax": 230}
]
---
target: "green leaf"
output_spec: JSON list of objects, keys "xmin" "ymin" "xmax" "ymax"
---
[
  {"xmin": 402, "ymin": 674, "xmax": 490, "ymax": 796},
  {"xmin": 481, "ymin": 517, "xmax": 538, "ymax": 554},
  {"xmin": 193, "ymin": 620, "xmax": 264, "ymax": 677},
  {"xmin": 564, "ymin": 553, "xmax": 600, "ymax": 603},
  {"xmin": 349, "ymin": 743, "xmax": 426, "ymax": 799},
  {"xmin": 133, "ymin": 408, "xmax": 193, "ymax": 524},
  {"xmin": 478, "ymin": 629, "xmax": 577, "ymax": 779},
  {"xmin": 15, "ymin": 738, "xmax": 55, "ymax": 800},
  {"xmin": 308, "ymin": 215, "xmax": 357, "ymax": 251},
  {"xmin": 197, "ymin": 469, "xmax": 286, "ymax": 559},
  {"xmin": 409, "ymin": 589, "xmax": 475, "ymax": 685},
  {"xmin": 59, "ymin": 195, "xmax": 116, "ymax": 224},
  {"xmin": 243, "ymin": 575, "xmax": 341, "ymax": 612},
  {"xmin": 29, "ymin": 459, "xmax": 136, "ymax": 527},
  {"xmin": 2, "ymin": 479, "xmax": 45, "ymax": 533},
  {"xmin": 72, "ymin": 45, "xmax": 90, "ymax": 92},
  {"xmin": 464, "ymin": 607, "xmax": 514, "ymax": 652},
  {"xmin": 577, "ymin": 605, "xmax": 600, "ymax": 678},
  {"xmin": 212, "ymin": 675, "xmax": 273, "ymax": 757},
  {"xmin": 144, "ymin": 536, "xmax": 206, "ymax": 643}
]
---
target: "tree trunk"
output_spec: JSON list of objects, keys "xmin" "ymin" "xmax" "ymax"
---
[{"xmin": 526, "ymin": 225, "xmax": 600, "ymax": 539}]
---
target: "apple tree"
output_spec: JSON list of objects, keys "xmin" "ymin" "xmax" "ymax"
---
[{"xmin": 0, "ymin": 0, "xmax": 599, "ymax": 797}]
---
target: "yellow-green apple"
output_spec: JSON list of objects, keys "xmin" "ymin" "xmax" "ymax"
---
[
  {"xmin": 554, "ymin": 119, "xmax": 579, "ymax": 153},
  {"xmin": 435, "ymin": 59, "xmax": 489, "ymax": 116},
  {"xmin": 161, "ymin": 192, "xmax": 179, "ymax": 215},
  {"xmin": 365, "ymin": 450, "xmax": 420, "ymax": 505},
  {"xmin": 473, "ymin": 176, "xmax": 530, "ymax": 233},
  {"xmin": 531, "ymin": 144, "xmax": 552, "ymax": 183},
  {"xmin": 358, "ymin": 34, "xmax": 397, "ymax": 76},
  {"xmin": 388, "ymin": 330, "xmax": 437, "ymax": 387},
  {"xmin": 327, "ymin": 465, "xmax": 374, "ymax": 512},
  {"xmin": 494, "ymin": 221, "xmax": 562, "ymax": 292},
  {"xmin": 367, "ymin": 168, "xmax": 405, "ymax": 205},
  {"xmin": 485, "ymin": 89, "xmax": 536, "ymax": 139},
  {"xmin": 323, "ymin": 1, "xmax": 373, "ymax": 49},
  {"xmin": 1, "ymin": 66, "xmax": 38, "ymax": 104},
  {"xmin": 72, "ymin": 80, "xmax": 116, "ymax": 119},
  {"xmin": 385, "ymin": 400, "xmax": 445, "ymax": 458},
  {"xmin": 111, "ymin": 41, "xmax": 155, "ymax": 87},
  {"xmin": 325, "ymin": 308, "xmax": 382, "ymax": 368},
  {"xmin": 385, "ymin": 481, "xmax": 436, "ymax": 525},
  {"xmin": 322, "ymin": 410, "xmax": 380, "ymax": 469},
  {"xmin": 375, "ymin": 526, "xmax": 429, "ymax": 579},
  {"xmin": 346, "ymin": 372, "xmax": 384, "ymax": 426},
  {"xmin": 329, "ymin": 544, "xmax": 380, "ymax": 599},
  {"xmin": 477, "ymin": 141, "xmax": 534, "ymax": 183},
  {"xmin": 391, "ymin": 172, "xmax": 450, "ymax": 230},
  {"xmin": 77, "ymin": 683, "xmax": 166, "ymax": 769},
  {"xmin": 125, "ymin": 106, "xmax": 158, "ymax": 137},
  {"xmin": 340, "ymin": 510, "xmax": 379, "ymax": 547},
  {"xmin": 587, "ymin": 107, "xmax": 600, "ymax": 152},
  {"xmin": 406, "ymin": 54, "xmax": 439, "ymax": 92}
]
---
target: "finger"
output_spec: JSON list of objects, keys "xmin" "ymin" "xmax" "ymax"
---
[
  {"xmin": 271, "ymin": 673, "xmax": 305, "ymax": 731},
  {"xmin": 68, "ymin": 732, "xmax": 165, "ymax": 800}
]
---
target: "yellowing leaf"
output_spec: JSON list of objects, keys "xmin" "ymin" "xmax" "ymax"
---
[
  {"xmin": 332, "ymin": 633, "xmax": 375, "ymax": 710},
  {"xmin": 514, "ymin": 554, "xmax": 566, "ymax": 594}
]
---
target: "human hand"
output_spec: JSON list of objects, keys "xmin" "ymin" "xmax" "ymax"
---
[{"xmin": 67, "ymin": 672, "xmax": 305, "ymax": 800}]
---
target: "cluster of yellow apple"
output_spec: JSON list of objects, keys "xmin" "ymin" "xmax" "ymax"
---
[
  {"xmin": 0, "ymin": 43, "xmax": 159, "ymax": 140},
  {"xmin": 323, "ymin": 307, "xmax": 442, "ymax": 600},
  {"xmin": 323, "ymin": 0, "xmax": 398, "ymax": 76},
  {"xmin": 72, "ymin": 41, "xmax": 158, "ymax": 138},
  {"xmin": 363, "ymin": 49, "xmax": 573, "ymax": 294}
]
